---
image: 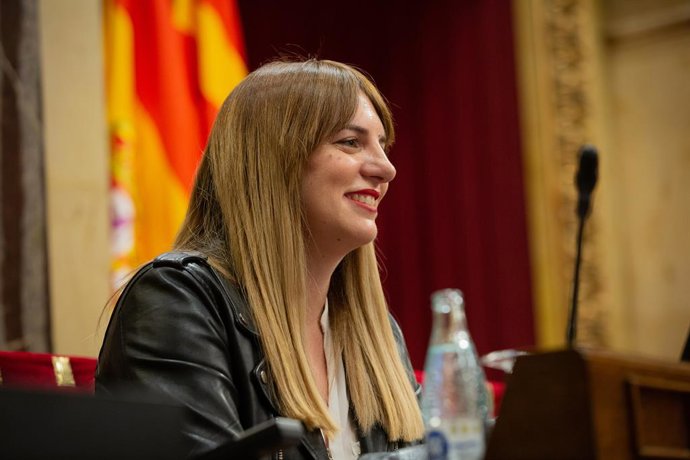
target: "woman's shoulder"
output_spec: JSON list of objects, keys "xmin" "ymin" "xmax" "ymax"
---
[
  {"xmin": 114, "ymin": 251, "xmax": 239, "ymax": 320},
  {"xmin": 132, "ymin": 250, "xmax": 235, "ymax": 289},
  {"xmin": 150, "ymin": 250, "xmax": 210, "ymax": 269},
  {"xmin": 124, "ymin": 250, "xmax": 223, "ymax": 294},
  {"xmin": 116, "ymin": 251, "xmax": 257, "ymax": 335},
  {"xmin": 386, "ymin": 313, "xmax": 406, "ymax": 344},
  {"xmin": 386, "ymin": 313, "xmax": 421, "ymax": 398}
]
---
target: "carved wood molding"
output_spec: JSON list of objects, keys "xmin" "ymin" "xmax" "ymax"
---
[
  {"xmin": 515, "ymin": 0, "xmax": 606, "ymax": 347},
  {"xmin": 545, "ymin": 0, "xmax": 605, "ymax": 347}
]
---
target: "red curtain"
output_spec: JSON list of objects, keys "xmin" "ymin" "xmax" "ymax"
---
[{"xmin": 239, "ymin": 0, "xmax": 534, "ymax": 369}]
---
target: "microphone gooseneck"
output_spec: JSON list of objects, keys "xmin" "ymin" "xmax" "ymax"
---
[{"xmin": 567, "ymin": 145, "xmax": 599, "ymax": 348}]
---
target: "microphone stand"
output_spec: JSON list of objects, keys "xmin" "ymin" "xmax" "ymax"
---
[
  {"xmin": 566, "ymin": 216, "xmax": 586, "ymax": 347},
  {"xmin": 566, "ymin": 145, "xmax": 598, "ymax": 348}
]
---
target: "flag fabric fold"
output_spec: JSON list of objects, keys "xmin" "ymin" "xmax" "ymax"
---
[{"xmin": 105, "ymin": 0, "xmax": 247, "ymax": 284}]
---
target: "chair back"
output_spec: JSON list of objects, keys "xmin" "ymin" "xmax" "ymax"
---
[{"xmin": 0, "ymin": 350, "xmax": 97, "ymax": 392}]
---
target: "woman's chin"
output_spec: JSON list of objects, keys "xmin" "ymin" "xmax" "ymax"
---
[{"xmin": 346, "ymin": 227, "xmax": 379, "ymax": 251}]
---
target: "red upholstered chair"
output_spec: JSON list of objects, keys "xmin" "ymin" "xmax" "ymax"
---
[
  {"xmin": 0, "ymin": 350, "xmax": 97, "ymax": 393},
  {"xmin": 488, "ymin": 380, "xmax": 505, "ymax": 416}
]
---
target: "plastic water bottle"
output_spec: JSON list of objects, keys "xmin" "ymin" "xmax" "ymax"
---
[{"xmin": 421, "ymin": 289, "xmax": 489, "ymax": 460}]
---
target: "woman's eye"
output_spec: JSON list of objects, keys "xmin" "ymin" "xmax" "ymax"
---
[{"xmin": 338, "ymin": 138, "xmax": 359, "ymax": 148}]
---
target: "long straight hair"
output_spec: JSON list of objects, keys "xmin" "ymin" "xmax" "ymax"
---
[{"xmin": 175, "ymin": 59, "xmax": 423, "ymax": 441}]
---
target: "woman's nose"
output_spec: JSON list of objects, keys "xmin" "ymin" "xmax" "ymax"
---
[{"xmin": 365, "ymin": 147, "xmax": 396, "ymax": 183}]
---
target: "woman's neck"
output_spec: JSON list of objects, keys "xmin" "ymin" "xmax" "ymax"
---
[
  {"xmin": 303, "ymin": 247, "xmax": 342, "ymax": 405},
  {"xmin": 305, "ymin": 248, "xmax": 342, "ymax": 327},
  {"xmin": 305, "ymin": 266, "xmax": 332, "ymax": 327}
]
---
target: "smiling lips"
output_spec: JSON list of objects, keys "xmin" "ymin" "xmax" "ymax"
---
[{"xmin": 345, "ymin": 189, "xmax": 380, "ymax": 211}]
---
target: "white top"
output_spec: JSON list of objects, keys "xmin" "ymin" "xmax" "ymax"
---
[{"xmin": 320, "ymin": 300, "xmax": 361, "ymax": 459}]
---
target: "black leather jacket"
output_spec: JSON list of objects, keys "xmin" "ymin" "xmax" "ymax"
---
[{"xmin": 96, "ymin": 252, "xmax": 422, "ymax": 459}]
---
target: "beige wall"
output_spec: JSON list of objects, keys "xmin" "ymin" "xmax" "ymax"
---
[
  {"xmin": 602, "ymin": 0, "xmax": 690, "ymax": 358},
  {"xmin": 39, "ymin": 0, "xmax": 110, "ymax": 357},
  {"xmin": 515, "ymin": 0, "xmax": 690, "ymax": 360}
]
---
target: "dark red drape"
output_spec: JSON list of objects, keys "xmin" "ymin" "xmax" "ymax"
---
[{"xmin": 238, "ymin": 0, "xmax": 535, "ymax": 369}]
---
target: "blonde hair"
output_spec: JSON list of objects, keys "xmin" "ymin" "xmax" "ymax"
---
[{"xmin": 175, "ymin": 59, "xmax": 423, "ymax": 441}]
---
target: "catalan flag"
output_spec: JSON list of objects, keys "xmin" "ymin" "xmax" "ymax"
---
[{"xmin": 104, "ymin": 0, "xmax": 247, "ymax": 284}]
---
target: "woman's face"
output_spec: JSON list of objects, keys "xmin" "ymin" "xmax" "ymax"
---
[{"xmin": 301, "ymin": 93, "xmax": 396, "ymax": 260}]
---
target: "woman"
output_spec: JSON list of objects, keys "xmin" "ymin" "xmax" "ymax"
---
[{"xmin": 96, "ymin": 59, "xmax": 424, "ymax": 459}]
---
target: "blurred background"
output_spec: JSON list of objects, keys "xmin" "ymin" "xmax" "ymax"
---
[{"xmin": 0, "ymin": 0, "xmax": 688, "ymax": 371}]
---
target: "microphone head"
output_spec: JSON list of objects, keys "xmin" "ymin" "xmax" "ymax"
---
[{"xmin": 576, "ymin": 144, "xmax": 598, "ymax": 195}]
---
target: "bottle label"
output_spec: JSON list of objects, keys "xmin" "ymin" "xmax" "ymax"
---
[{"xmin": 426, "ymin": 417, "xmax": 484, "ymax": 460}]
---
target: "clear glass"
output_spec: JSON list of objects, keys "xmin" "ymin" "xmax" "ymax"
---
[
  {"xmin": 481, "ymin": 349, "xmax": 529, "ymax": 374},
  {"xmin": 421, "ymin": 289, "xmax": 487, "ymax": 460}
]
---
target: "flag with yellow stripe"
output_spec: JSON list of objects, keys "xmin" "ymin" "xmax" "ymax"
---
[{"xmin": 105, "ymin": 0, "xmax": 247, "ymax": 284}]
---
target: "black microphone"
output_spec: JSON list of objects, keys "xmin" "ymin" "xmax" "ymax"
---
[
  {"xmin": 566, "ymin": 145, "xmax": 599, "ymax": 347},
  {"xmin": 576, "ymin": 145, "xmax": 598, "ymax": 219}
]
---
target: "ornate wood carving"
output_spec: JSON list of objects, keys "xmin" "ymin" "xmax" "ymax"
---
[{"xmin": 543, "ymin": 0, "xmax": 605, "ymax": 347}]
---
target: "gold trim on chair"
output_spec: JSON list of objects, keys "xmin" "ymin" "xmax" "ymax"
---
[{"xmin": 52, "ymin": 356, "xmax": 76, "ymax": 386}]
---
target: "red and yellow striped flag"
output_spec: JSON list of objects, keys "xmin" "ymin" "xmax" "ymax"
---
[{"xmin": 105, "ymin": 0, "xmax": 247, "ymax": 284}]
